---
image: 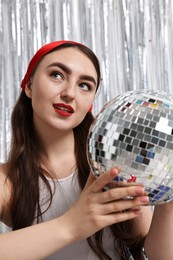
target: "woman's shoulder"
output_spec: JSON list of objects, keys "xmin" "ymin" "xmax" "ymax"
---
[{"xmin": 0, "ymin": 163, "xmax": 12, "ymax": 226}]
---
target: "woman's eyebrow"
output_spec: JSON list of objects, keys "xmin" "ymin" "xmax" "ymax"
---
[
  {"xmin": 47, "ymin": 62, "xmax": 97, "ymax": 85},
  {"xmin": 79, "ymin": 75, "xmax": 97, "ymax": 86},
  {"xmin": 47, "ymin": 62, "xmax": 72, "ymax": 74}
]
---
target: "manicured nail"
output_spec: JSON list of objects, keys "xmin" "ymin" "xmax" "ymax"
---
[
  {"xmin": 134, "ymin": 208, "xmax": 142, "ymax": 215},
  {"xmin": 140, "ymin": 196, "xmax": 149, "ymax": 203},
  {"xmin": 135, "ymin": 186, "xmax": 145, "ymax": 194},
  {"xmin": 110, "ymin": 168, "xmax": 118, "ymax": 176}
]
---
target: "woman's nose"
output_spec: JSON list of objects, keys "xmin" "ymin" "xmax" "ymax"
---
[{"xmin": 60, "ymin": 83, "xmax": 76, "ymax": 102}]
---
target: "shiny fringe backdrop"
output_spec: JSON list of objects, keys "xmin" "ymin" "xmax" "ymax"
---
[{"xmin": 1, "ymin": 0, "xmax": 173, "ymax": 162}]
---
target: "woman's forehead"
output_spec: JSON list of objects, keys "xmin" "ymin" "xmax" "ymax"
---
[
  {"xmin": 37, "ymin": 47, "xmax": 98, "ymax": 77},
  {"xmin": 41, "ymin": 47, "xmax": 91, "ymax": 63}
]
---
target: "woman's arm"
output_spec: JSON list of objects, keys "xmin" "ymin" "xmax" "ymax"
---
[
  {"xmin": 130, "ymin": 206, "xmax": 153, "ymax": 237},
  {"xmin": 0, "ymin": 216, "xmax": 76, "ymax": 260},
  {"xmin": 0, "ymin": 167, "xmax": 149, "ymax": 260},
  {"xmin": 144, "ymin": 201, "xmax": 173, "ymax": 260}
]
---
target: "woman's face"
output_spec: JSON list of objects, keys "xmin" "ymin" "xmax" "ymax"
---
[{"xmin": 25, "ymin": 47, "xmax": 98, "ymax": 133}]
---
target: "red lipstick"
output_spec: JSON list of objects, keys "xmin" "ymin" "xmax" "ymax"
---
[{"xmin": 53, "ymin": 103, "xmax": 74, "ymax": 117}]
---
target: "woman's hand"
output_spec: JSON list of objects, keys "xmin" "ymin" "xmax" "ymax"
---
[
  {"xmin": 63, "ymin": 167, "xmax": 149, "ymax": 241},
  {"xmin": 0, "ymin": 167, "xmax": 149, "ymax": 260}
]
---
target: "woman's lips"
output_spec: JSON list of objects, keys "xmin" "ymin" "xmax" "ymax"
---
[{"xmin": 53, "ymin": 103, "xmax": 74, "ymax": 117}]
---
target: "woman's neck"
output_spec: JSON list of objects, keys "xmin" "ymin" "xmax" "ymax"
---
[{"xmin": 38, "ymin": 129, "xmax": 76, "ymax": 179}]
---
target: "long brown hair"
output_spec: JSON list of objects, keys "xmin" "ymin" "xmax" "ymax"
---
[{"xmin": 7, "ymin": 43, "xmax": 144, "ymax": 259}]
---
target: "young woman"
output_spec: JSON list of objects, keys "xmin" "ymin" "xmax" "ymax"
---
[{"xmin": 0, "ymin": 40, "xmax": 173, "ymax": 260}]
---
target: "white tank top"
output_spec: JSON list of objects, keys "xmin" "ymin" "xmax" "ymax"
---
[{"xmin": 37, "ymin": 172, "xmax": 121, "ymax": 260}]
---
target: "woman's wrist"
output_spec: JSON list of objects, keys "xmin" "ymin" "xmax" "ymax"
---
[{"xmin": 55, "ymin": 214, "xmax": 78, "ymax": 245}]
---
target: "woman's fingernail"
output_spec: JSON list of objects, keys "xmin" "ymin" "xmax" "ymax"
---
[
  {"xmin": 135, "ymin": 186, "xmax": 145, "ymax": 194},
  {"xmin": 134, "ymin": 208, "xmax": 142, "ymax": 215},
  {"xmin": 110, "ymin": 168, "xmax": 118, "ymax": 176},
  {"xmin": 140, "ymin": 196, "xmax": 149, "ymax": 203}
]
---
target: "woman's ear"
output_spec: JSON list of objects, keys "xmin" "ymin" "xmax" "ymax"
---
[{"xmin": 25, "ymin": 80, "xmax": 32, "ymax": 98}]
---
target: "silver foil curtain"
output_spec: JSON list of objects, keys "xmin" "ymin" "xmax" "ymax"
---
[{"xmin": 1, "ymin": 0, "xmax": 173, "ymax": 162}]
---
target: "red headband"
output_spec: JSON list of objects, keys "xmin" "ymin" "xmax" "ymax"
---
[{"xmin": 20, "ymin": 40, "xmax": 83, "ymax": 91}]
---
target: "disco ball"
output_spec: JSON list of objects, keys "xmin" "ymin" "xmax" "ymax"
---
[{"xmin": 88, "ymin": 89, "xmax": 173, "ymax": 205}]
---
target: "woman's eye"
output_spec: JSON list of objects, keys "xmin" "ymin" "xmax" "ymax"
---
[
  {"xmin": 50, "ymin": 71, "xmax": 63, "ymax": 80},
  {"xmin": 79, "ymin": 83, "xmax": 91, "ymax": 91}
]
